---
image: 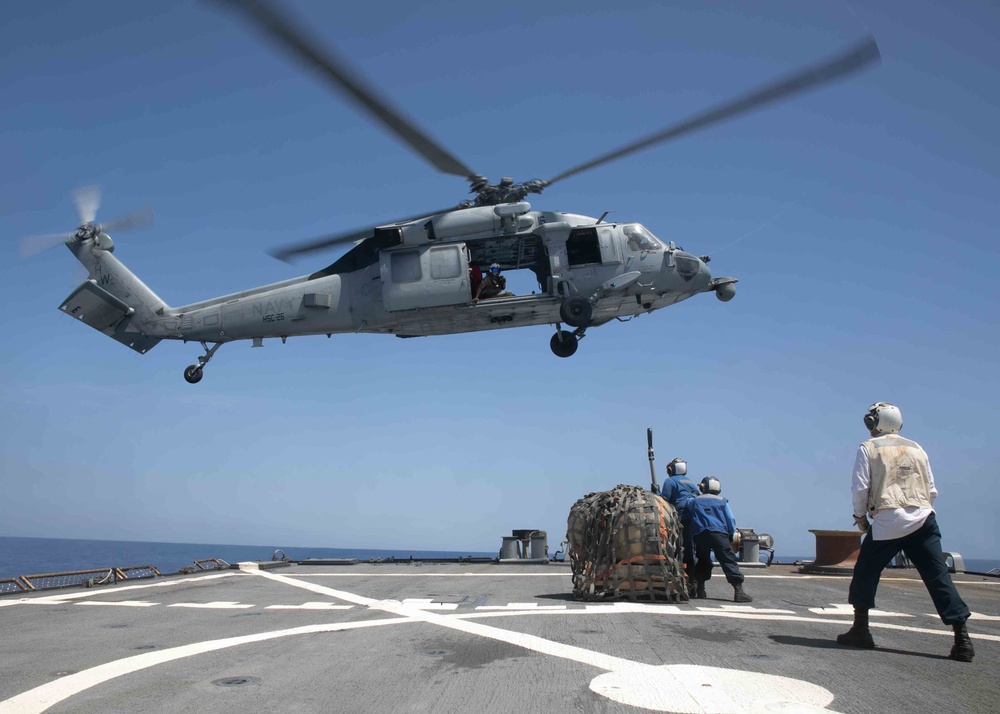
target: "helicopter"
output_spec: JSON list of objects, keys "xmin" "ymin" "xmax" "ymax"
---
[{"xmin": 28, "ymin": 1, "xmax": 879, "ymax": 384}]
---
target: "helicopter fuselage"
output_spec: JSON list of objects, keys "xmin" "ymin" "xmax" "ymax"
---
[{"xmin": 59, "ymin": 203, "xmax": 735, "ymax": 374}]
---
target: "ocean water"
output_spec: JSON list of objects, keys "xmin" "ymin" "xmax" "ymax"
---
[
  {"xmin": 1, "ymin": 537, "xmax": 996, "ymax": 581},
  {"xmin": 0, "ymin": 536, "xmax": 497, "ymax": 580}
]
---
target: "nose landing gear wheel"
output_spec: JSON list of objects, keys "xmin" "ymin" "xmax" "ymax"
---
[
  {"xmin": 184, "ymin": 365, "xmax": 203, "ymax": 384},
  {"xmin": 550, "ymin": 330, "xmax": 578, "ymax": 358},
  {"xmin": 559, "ymin": 296, "xmax": 592, "ymax": 327}
]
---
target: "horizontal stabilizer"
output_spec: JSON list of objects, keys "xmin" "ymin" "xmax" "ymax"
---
[{"xmin": 59, "ymin": 280, "xmax": 160, "ymax": 354}]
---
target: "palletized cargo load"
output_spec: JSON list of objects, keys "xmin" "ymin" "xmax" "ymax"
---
[{"xmin": 567, "ymin": 484, "xmax": 687, "ymax": 601}]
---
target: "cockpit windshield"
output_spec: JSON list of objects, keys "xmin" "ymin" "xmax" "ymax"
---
[{"xmin": 622, "ymin": 223, "xmax": 663, "ymax": 252}]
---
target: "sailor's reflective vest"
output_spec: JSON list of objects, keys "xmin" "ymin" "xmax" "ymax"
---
[{"xmin": 863, "ymin": 434, "xmax": 933, "ymax": 516}]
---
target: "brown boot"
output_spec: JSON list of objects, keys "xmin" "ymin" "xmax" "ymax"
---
[
  {"xmin": 837, "ymin": 607, "xmax": 875, "ymax": 649},
  {"xmin": 950, "ymin": 622, "xmax": 974, "ymax": 662}
]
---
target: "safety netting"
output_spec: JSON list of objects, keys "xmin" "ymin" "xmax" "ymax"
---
[{"xmin": 567, "ymin": 484, "xmax": 687, "ymax": 601}]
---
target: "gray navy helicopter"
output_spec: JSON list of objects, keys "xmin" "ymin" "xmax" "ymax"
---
[{"xmin": 28, "ymin": 1, "xmax": 879, "ymax": 383}]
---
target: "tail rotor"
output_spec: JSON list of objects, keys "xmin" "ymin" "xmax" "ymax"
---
[{"xmin": 19, "ymin": 186, "xmax": 152, "ymax": 259}]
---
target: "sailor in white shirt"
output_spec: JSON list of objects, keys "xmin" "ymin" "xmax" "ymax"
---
[{"xmin": 836, "ymin": 403, "xmax": 973, "ymax": 662}]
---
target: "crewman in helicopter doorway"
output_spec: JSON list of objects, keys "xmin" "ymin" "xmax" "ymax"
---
[{"xmin": 474, "ymin": 263, "xmax": 512, "ymax": 301}]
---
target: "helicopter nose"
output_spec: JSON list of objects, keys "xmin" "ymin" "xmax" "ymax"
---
[{"xmin": 671, "ymin": 250, "xmax": 712, "ymax": 289}]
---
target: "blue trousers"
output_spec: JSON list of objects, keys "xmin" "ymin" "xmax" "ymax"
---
[
  {"xmin": 680, "ymin": 516, "xmax": 695, "ymax": 579},
  {"xmin": 848, "ymin": 512, "xmax": 970, "ymax": 626},
  {"xmin": 693, "ymin": 531, "xmax": 744, "ymax": 585}
]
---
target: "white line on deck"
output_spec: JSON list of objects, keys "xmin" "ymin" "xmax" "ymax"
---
[
  {"xmin": 399, "ymin": 598, "xmax": 458, "ymax": 610},
  {"xmin": 76, "ymin": 600, "xmax": 157, "ymax": 608},
  {"xmin": 167, "ymin": 601, "xmax": 253, "ymax": 609},
  {"xmin": 264, "ymin": 602, "xmax": 353, "ymax": 610},
  {"xmin": 965, "ymin": 611, "xmax": 1000, "ymax": 621},
  {"xmin": 809, "ymin": 603, "xmax": 913, "ymax": 617},
  {"xmin": 475, "ymin": 603, "xmax": 567, "ymax": 610},
  {"xmin": 285, "ymin": 572, "xmax": 569, "ymax": 577}
]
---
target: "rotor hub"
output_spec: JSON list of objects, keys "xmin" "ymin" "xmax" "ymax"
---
[
  {"xmin": 74, "ymin": 222, "xmax": 100, "ymax": 243},
  {"xmin": 469, "ymin": 177, "xmax": 547, "ymax": 207}
]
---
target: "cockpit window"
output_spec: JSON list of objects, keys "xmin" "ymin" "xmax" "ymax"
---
[{"xmin": 622, "ymin": 223, "xmax": 662, "ymax": 252}]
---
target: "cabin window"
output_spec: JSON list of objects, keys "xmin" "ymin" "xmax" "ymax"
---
[
  {"xmin": 567, "ymin": 227, "xmax": 602, "ymax": 266},
  {"xmin": 429, "ymin": 246, "xmax": 463, "ymax": 279},
  {"xmin": 391, "ymin": 250, "xmax": 422, "ymax": 283}
]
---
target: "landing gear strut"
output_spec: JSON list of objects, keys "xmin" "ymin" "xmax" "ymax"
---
[
  {"xmin": 549, "ymin": 323, "xmax": 587, "ymax": 358},
  {"xmin": 184, "ymin": 341, "xmax": 223, "ymax": 384}
]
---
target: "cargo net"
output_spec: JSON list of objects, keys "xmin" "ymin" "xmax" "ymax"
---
[{"xmin": 567, "ymin": 484, "xmax": 687, "ymax": 602}]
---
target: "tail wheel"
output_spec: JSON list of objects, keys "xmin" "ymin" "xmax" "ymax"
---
[
  {"xmin": 550, "ymin": 330, "xmax": 578, "ymax": 358},
  {"xmin": 559, "ymin": 296, "xmax": 592, "ymax": 327},
  {"xmin": 184, "ymin": 365, "xmax": 203, "ymax": 384}
]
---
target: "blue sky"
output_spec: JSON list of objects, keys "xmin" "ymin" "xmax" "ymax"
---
[{"xmin": 2, "ymin": 1, "xmax": 997, "ymax": 561}]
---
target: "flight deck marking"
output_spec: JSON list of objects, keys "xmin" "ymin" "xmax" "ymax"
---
[
  {"xmin": 963, "ymin": 611, "xmax": 1000, "ymax": 621},
  {"xmin": 264, "ymin": 602, "xmax": 353, "ymax": 610},
  {"xmin": 77, "ymin": 600, "xmax": 157, "ymax": 608},
  {"xmin": 699, "ymin": 605, "xmax": 795, "ymax": 614},
  {"xmin": 398, "ymin": 598, "xmax": 458, "ymax": 610},
  {"xmin": 4, "ymin": 570, "xmax": 998, "ymax": 714},
  {"xmin": 285, "ymin": 572, "xmax": 568, "ymax": 577},
  {"xmin": 167, "ymin": 601, "xmax": 254, "ymax": 609},
  {"xmin": 810, "ymin": 603, "xmax": 913, "ymax": 617},
  {"xmin": 476, "ymin": 603, "xmax": 567, "ymax": 610}
]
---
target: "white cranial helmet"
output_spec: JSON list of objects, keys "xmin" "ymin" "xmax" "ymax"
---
[
  {"xmin": 700, "ymin": 476, "xmax": 722, "ymax": 495},
  {"xmin": 667, "ymin": 458, "xmax": 687, "ymax": 477},
  {"xmin": 863, "ymin": 402, "xmax": 903, "ymax": 435}
]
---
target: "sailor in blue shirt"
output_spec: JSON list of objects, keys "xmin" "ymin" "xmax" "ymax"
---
[
  {"xmin": 685, "ymin": 476, "xmax": 752, "ymax": 602},
  {"xmin": 655, "ymin": 458, "xmax": 700, "ymax": 597}
]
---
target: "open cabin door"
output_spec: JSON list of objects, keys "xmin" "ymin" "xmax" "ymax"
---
[
  {"xmin": 566, "ymin": 226, "xmax": 621, "ymax": 267},
  {"xmin": 380, "ymin": 243, "xmax": 471, "ymax": 312}
]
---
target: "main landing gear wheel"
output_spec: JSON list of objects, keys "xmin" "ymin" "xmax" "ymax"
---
[
  {"xmin": 183, "ymin": 341, "xmax": 223, "ymax": 384},
  {"xmin": 550, "ymin": 330, "xmax": 578, "ymax": 358},
  {"xmin": 559, "ymin": 296, "xmax": 592, "ymax": 328}
]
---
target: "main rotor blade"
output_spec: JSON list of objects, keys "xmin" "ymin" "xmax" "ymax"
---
[
  {"xmin": 101, "ymin": 205, "xmax": 153, "ymax": 233},
  {"xmin": 216, "ymin": 0, "xmax": 477, "ymax": 179},
  {"xmin": 543, "ymin": 35, "xmax": 881, "ymax": 188},
  {"xmin": 270, "ymin": 207, "xmax": 462, "ymax": 262},
  {"xmin": 19, "ymin": 232, "xmax": 73, "ymax": 259},
  {"xmin": 72, "ymin": 184, "xmax": 101, "ymax": 224}
]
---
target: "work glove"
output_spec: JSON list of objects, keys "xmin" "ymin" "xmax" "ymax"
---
[
  {"xmin": 853, "ymin": 514, "xmax": 870, "ymax": 533},
  {"xmin": 731, "ymin": 530, "xmax": 742, "ymax": 548}
]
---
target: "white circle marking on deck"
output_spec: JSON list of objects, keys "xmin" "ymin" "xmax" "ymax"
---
[{"xmin": 590, "ymin": 664, "xmax": 837, "ymax": 713}]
